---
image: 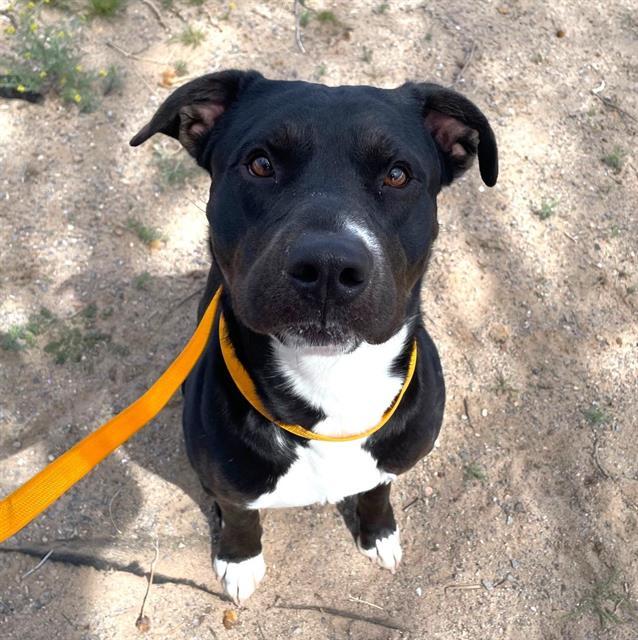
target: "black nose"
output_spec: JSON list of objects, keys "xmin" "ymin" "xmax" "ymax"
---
[{"xmin": 286, "ymin": 233, "xmax": 372, "ymax": 305}]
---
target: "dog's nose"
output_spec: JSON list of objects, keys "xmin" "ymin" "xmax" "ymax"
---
[{"xmin": 286, "ymin": 233, "xmax": 372, "ymax": 305}]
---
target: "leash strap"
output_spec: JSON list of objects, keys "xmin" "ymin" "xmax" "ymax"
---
[
  {"xmin": 0, "ymin": 288, "xmax": 222, "ymax": 544},
  {"xmin": 218, "ymin": 313, "xmax": 418, "ymax": 443}
]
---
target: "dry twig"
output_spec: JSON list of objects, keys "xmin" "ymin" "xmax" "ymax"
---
[
  {"xmin": 20, "ymin": 549, "xmax": 53, "ymax": 580},
  {"xmin": 136, "ymin": 536, "xmax": 160, "ymax": 629},
  {"xmin": 139, "ymin": 0, "xmax": 170, "ymax": 32},
  {"xmin": 105, "ymin": 41, "xmax": 167, "ymax": 66},
  {"xmin": 451, "ymin": 41, "xmax": 477, "ymax": 86},
  {"xmin": 293, "ymin": 1, "xmax": 306, "ymax": 54},
  {"xmin": 274, "ymin": 602, "xmax": 408, "ymax": 632}
]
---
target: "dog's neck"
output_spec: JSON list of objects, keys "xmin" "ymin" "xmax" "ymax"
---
[
  {"xmin": 220, "ymin": 285, "xmax": 422, "ymax": 435},
  {"xmin": 269, "ymin": 326, "xmax": 411, "ymax": 437}
]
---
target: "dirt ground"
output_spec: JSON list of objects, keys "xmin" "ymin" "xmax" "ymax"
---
[{"xmin": 1, "ymin": 1, "xmax": 637, "ymax": 638}]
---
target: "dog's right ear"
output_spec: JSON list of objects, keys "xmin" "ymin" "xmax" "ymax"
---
[{"xmin": 129, "ymin": 69, "xmax": 260, "ymax": 157}]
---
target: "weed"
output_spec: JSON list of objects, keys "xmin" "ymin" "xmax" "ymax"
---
[
  {"xmin": 88, "ymin": 0, "xmax": 124, "ymax": 18},
  {"xmin": 100, "ymin": 64, "xmax": 123, "ymax": 95},
  {"xmin": 315, "ymin": 63, "xmax": 326, "ymax": 79},
  {"xmin": 179, "ymin": 25, "xmax": 205, "ymax": 47},
  {"xmin": 45, "ymin": 326, "xmax": 110, "ymax": 364},
  {"xmin": 361, "ymin": 46, "xmax": 372, "ymax": 63},
  {"xmin": 0, "ymin": 308, "xmax": 55, "ymax": 352},
  {"xmin": 300, "ymin": 11, "xmax": 311, "ymax": 27},
  {"xmin": 0, "ymin": 5, "xmax": 105, "ymax": 110},
  {"xmin": 373, "ymin": 3, "xmax": 389, "ymax": 14},
  {"xmin": 133, "ymin": 271, "xmax": 152, "ymax": 291},
  {"xmin": 532, "ymin": 199, "xmax": 558, "ymax": 220},
  {"xmin": 127, "ymin": 217, "xmax": 164, "ymax": 246},
  {"xmin": 173, "ymin": 60, "xmax": 188, "ymax": 77},
  {"xmin": 582, "ymin": 406, "xmax": 609, "ymax": 426},
  {"xmin": 601, "ymin": 147, "xmax": 625, "ymax": 173},
  {"xmin": 316, "ymin": 10, "xmax": 337, "ymax": 24},
  {"xmin": 152, "ymin": 146, "xmax": 198, "ymax": 188},
  {"xmin": 569, "ymin": 570, "xmax": 636, "ymax": 628},
  {"xmin": 491, "ymin": 371, "xmax": 519, "ymax": 396},
  {"xmin": 464, "ymin": 463, "xmax": 486, "ymax": 482}
]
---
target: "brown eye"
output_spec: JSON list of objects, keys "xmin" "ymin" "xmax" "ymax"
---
[
  {"xmin": 384, "ymin": 166, "xmax": 409, "ymax": 188},
  {"xmin": 248, "ymin": 156, "xmax": 274, "ymax": 178}
]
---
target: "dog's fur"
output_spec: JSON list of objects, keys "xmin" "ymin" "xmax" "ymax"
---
[{"xmin": 130, "ymin": 70, "xmax": 498, "ymax": 603}]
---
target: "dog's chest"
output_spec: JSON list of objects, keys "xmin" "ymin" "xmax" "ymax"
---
[{"xmin": 247, "ymin": 329, "xmax": 407, "ymax": 509}]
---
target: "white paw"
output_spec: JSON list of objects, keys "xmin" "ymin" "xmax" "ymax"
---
[
  {"xmin": 357, "ymin": 529, "xmax": 402, "ymax": 573},
  {"xmin": 213, "ymin": 553, "xmax": 266, "ymax": 604}
]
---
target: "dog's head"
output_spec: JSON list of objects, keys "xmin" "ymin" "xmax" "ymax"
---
[{"xmin": 131, "ymin": 70, "xmax": 497, "ymax": 348}]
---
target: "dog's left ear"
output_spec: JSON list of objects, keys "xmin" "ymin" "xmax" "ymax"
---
[
  {"xmin": 410, "ymin": 83, "xmax": 498, "ymax": 187},
  {"xmin": 129, "ymin": 69, "xmax": 261, "ymax": 157}
]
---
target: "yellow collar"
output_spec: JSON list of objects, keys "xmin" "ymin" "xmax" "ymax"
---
[{"xmin": 218, "ymin": 312, "xmax": 418, "ymax": 442}]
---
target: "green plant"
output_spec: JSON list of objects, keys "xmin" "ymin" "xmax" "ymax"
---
[
  {"xmin": 173, "ymin": 59, "xmax": 188, "ymax": 76},
  {"xmin": 373, "ymin": 3, "xmax": 389, "ymax": 14},
  {"xmin": 568, "ymin": 570, "xmax": 636, "ymax": 629},
  {"xmin": 0, "ymin": 6, "xmax": 105, "ymax": 110},
  {"xmin": 88, "ymin": 0, "xmax": 125, "ymax": 17},
  {"xmin": 601, "ymin": 147, "xmax": 625, "ymax": 173},
  {"xmin": 179, "ymin": 25, "xmax": 205, "ymax": 47},
  {"xmin": 582, "ymin": 406, "xmax": 609, "ymax": 426},
  {"xmin": 133, "ymin": 271, "xmax": 152, "ymax": 290},
  {"xmin": 532, "ymin": 199, "xmax": 558, "ymax": 220},
  {"xmin": 0, "ymin": 308, "xmax": 55, "ymax": 352},
  {"xmin": 316, "ymin": 9, "xmax": 337, "ymax": 24},
  {"xmin": 44, "ymin": 326, "xmax": 111, "ymax": 364},
  {"xmin": 464, "ymin": 463, "xmax": 486, "ymax": 482},
  {"xmin": 100, "ymin": 64, "xmax": 123, "ymax": 95},
  {"xmin": 127, "ymin": 217, "xmax": 165, "ymax": 246}
]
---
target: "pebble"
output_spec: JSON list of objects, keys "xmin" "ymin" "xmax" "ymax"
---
[
  {"xmin": 489, "ymin": 322, "xmax": 510, "ymax": 343},
  {"xmin": 416, "ymin": 587, "xmax": 423, "ymax": 597},
  {"xmin": 424, "ymin": 486, "xmax": 434, "ymax": 497}
]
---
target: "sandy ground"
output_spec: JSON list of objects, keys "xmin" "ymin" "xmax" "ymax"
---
[{"xmin": 1, "ymin": 1, "xmax": 637, "ymax": 638}]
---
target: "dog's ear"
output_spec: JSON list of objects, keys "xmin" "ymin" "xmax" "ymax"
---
[
  {"xmin": 410, "ymin": 83, "xmax": 498, "ymax": 187},
  {"xmin": 129, "ymin": 69, "xmax": 261, "ymax": 156}
]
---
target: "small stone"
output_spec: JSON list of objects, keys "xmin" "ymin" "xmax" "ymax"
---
[
  {"xmin": 556, "ymin": 28, "xmax": 566, "ymax": 38},
  {"xmin": 136, "ymin": 615, "xmax": 151, "ymax": 633},
  {"xmin": 222, "ymin": 609, "xmax": 239, "ymax": 629},
  {"xmin": 489, "ymin": 322, "xmax": 510, "ymax": 343},
  {"xmin": 424, "ymin": 486, "xmax": 434, "ymax": 497},
  {"xmin": 481, "ymin": 579, "xmax": 494, "ymax": 591},
  {"xmin": 511, "ymin": 558, "xmax": 520, "ymax": 570},
  {"xmin": 506, "ymin": 515, "xmax": 514, "ymax": 525},
  {"xmin": 481, "ymin": 408, "xmax": 488, "ymax": 417},
  {"xmin": 416, "ymin": 586, "xmax": 423, "ymax": 597}
]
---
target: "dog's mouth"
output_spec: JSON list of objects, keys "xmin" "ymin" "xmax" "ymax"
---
[{"xmin": 274, "ymin": 322, "xmax": 360, "ymax": 354}]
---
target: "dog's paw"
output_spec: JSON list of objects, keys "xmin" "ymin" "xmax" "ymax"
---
[
  {"xmin": 357, "ymin": 529, "xmax": 402, "ymax": 573},
  {"xmin": 213, "ymin": 553, "xmax": 266, "ymax": 604}
]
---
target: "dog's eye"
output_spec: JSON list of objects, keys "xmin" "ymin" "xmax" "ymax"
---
[
  {"xmin": 384, "ymin": 166, "xmax": 409, "ymax": 188},
  {"xmin": 248, "ymin": 156, "xmax": 274, "ymax": 178}
]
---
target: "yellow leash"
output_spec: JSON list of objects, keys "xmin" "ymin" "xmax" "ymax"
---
[
  {"xmin": 0, "ymin": 286, "xmax": 417, "ymax": 543},
  {"xmin": 0, "ymin": 289, "xmax": 222, "ymax": 543}
]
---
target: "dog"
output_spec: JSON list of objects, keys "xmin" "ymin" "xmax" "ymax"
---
[{"xmin": 130, "ymin": 70, "xmax": 498, "ymax": 604}]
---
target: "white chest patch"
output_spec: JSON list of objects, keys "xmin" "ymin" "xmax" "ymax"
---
[{"xmin": 247, "ymin": 327, "xmax": 409, "ymax": 509}]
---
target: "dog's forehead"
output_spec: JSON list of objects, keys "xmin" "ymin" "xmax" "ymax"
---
[{"xmin": 234, "ymin": 80, "xmax": 415, "ymax": 142}]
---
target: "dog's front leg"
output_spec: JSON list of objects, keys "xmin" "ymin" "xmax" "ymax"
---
[
  {"xmin": 356, "ymin": 482, "xmax": 402, "ymax": 573},
  {"xmin": 213, "ymin": 500, "xmax": 266, "ymax": 604}
]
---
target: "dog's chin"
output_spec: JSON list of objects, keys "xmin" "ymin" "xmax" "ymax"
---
[{"xmin": 273, "ymin": 323, "xmax": 361, "ymax": 355}]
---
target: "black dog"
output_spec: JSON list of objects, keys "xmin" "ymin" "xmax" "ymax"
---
[{"xmin": 130, "ymin": 70, "xmax": 497, "ymax": 603}]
